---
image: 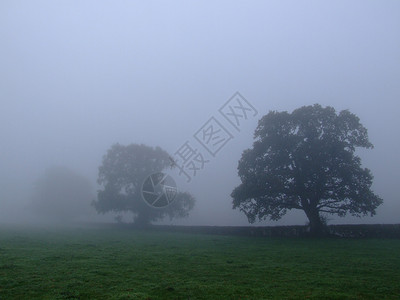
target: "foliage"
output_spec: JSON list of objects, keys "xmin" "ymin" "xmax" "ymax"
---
[
  {"xmin": 232, "ymin": 104, "xmax": 383, "ymax": 235},
  {"xmin": 93, "ymin": 143, "xmax": 195, "ymax": 225},
  {"xmin": 29, "ymin": 166, "xmax": 94, "ymax": 222}
]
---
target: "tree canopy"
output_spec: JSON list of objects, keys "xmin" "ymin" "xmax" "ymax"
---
[
  {"xmin": 93, "ymin": 143, "xmax": 195, "ymax": 225},
  {"xmin": 231, "ymin": 104, "xmax": 382, "ymax": 235},
  {"xmin": 30, "ymin": 166, "xmax": 94, "ymax": 222}
]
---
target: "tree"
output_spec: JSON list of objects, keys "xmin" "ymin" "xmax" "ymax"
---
[
  {"xmin": 92, "ymin": 143, "xmax": 195, "ymax": 226},
  {"xmin": 30, "ymin": 166, "xmax": 94, "ymax": 222},
  {"xmin": 231, "ymin": 104, "xmax": 382, "ymax": 236}
]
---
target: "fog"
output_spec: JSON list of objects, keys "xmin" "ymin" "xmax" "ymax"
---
[{"xmin": 1, "ymin": 1, "xmax": 399, "ymax": 226}]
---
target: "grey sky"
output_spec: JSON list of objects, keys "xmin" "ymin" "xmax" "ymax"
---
[{"xmin": 1, "ymin": 1, "xmax": 399, "ymax": 225}]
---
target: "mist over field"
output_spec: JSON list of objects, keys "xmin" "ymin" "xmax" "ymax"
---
[{"xmin": 1, "ymin": 1, "xmax": 399, "ymax": 226}]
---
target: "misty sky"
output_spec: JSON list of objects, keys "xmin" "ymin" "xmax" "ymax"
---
[{"xmin": 1, "ymin": 1, "xmax": 399, "ymax": 225}]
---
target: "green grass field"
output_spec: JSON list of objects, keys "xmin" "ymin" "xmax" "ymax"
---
[{"xmin": 0, "ymin": 225, "xmax": 399, "ymax": 299}]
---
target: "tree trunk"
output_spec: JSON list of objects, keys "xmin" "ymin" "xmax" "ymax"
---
[
  {"xmin": 304, "ymin": 208, "xmax": 326, "ymax": 237},
  {"xmin": 133, "ymin": 213, "xmax": 151, "ymax": 227}
]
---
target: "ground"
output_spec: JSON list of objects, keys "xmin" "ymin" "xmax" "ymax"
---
[{"xmin": 0, "ymin": 225, "xmax": 399, "ymax": 299}]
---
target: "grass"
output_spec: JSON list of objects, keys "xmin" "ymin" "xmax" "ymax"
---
[{"xmin": 0, "ymin": 225, "xmax": 399, "ymax": 299}]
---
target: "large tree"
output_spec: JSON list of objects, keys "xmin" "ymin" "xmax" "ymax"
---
[
  {"xmin": 232, "ymin": 104, "xmax": 382, "ymax": 236},
  {"xmin": 30, "ymin": 166, "xmax": 94, "ymax": 222},
  {"xmin": 93, "ymin": 143, "xmax": 195, "ymax": 225}
]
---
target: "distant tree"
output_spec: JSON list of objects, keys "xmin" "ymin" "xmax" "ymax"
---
[
  {"xmin": 93, "ymin": 143, "xmax": 195, "ymax": 226},
  {"xmin": 30, "ymin": 166, "xmax": 94, "ymax": 222},
  {"xmin": 232, "ymin": 104, "xmax": 382, "ymax": 236}
]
